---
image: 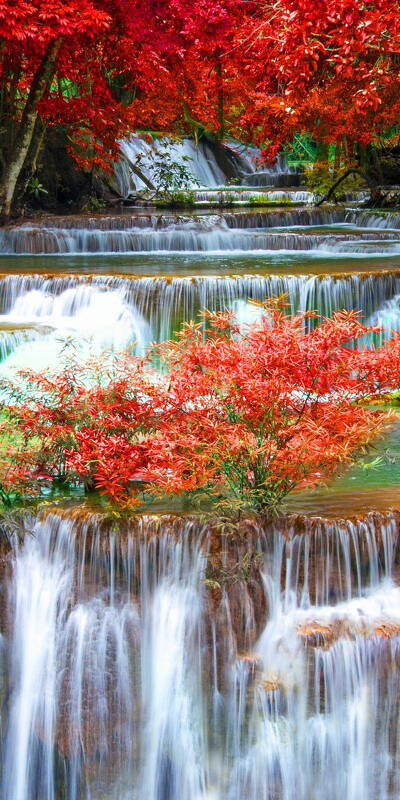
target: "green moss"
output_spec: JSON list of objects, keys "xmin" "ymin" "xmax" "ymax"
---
[{"xmin": 154, "ymin": 189, "xmax": 196, "ymax": 207}]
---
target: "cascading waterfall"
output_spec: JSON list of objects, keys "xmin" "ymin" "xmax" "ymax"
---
[
  {"xmin": 0, "ymin": 327, "xmax": 44, "ymax": 361},
  {"xmin": 192, "ymin": 189, "xmax": 314, "ymax": 203},
  {"xmin": 0, "ymin": 207, "xmax": 347, "ymax": 231},
  {"xmin": 116, "ymin": 135, "xmax": 227, "ymax": 194},
  {"xmin": 3, "ymin": 183, "xmax": 400, "ymax": 800},
  {"xmin": 5, "ymin": 206, "xmax": 400, "ymax": 369},
  {"xmin": 2, "ymin": 208, "xmax": 400, "ymax": 255},
  {"xmin": 2, "ymin": 514, "xmax": 209, "ymax": 800},
  {"xmin": 347, "ymin": 210, "xmax": 400, "ymax": 230},
  {"xmin": 0, "ymin": 282, "xmax": 152, "ymax": 359},
  {"xmin": 114, "ymin": 135, "xmax": 301, "ymax": 196},
  {"xmin": 223, "ymin": 207, "xmax": 346, "ymax": 227},
  {"xmin": 3, "ymin": 226, "xmax": 398, "ymax": 255},
  {"xmin": 220, "ymin": 140, "xmax": 300, "ymax": 187},
  {"xmin": 225, "ymin": 635, "xmax": 400, "ymax": 800},
  {"xmin": 209, "ymin": 512, "xmax": 400, "ymax": 800},
  {"xmin": 1, "ymin": 510, "xmax": 400, "ymax": 799},
  {"xmin": 0, "ymin": 270, "xmax": 399, "ymax": 367}
]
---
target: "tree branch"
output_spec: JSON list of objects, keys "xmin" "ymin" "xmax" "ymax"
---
[{"xmin": 314, "ymin": 167, "xmax": 371, "ymax": 206}]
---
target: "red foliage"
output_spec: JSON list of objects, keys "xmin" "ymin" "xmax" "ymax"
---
[
  {"xmin": 3, "ymin": 0, "xmax": 397, "ymax": 173},
  {"xmin": 232, "ymin": 0, "xmax": 400, "ymax": 157},
  {"xmin": 2, "ymin": 307, "xmax": 400, "ymax": 512},
  {"xmin": 0, "ymin": 0, "xmax": 124, "ymax": 171}
]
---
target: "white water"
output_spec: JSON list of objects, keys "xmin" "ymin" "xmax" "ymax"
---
[
  {"xmin": 2, "ymin": 208, "xmax": 400, "ymax": 256},
  {"xmin": 115, "ymin": 135, "xmax": 298, "ymax": 196},
  {"xmin": 0, "ymin": 269, "xmax": 399, "ymax": 370},
  {"xmin": 225, "ymin": 140, "xmax": 298, "ymax": 187},
  {"xmin": 192, "ymin": 189, "xmax": 313, "ymax": 204},
  {"xmin": 2, "ymin": 521, "xmax": 75, "ymax": 800},
  {"xmin": 2, "ymin": 146, "xmax": 400, "ymax": 800},
  {"xmin": 349, "ymin": 210, "xmax": 400, "ymax": 230},
  {"xmin": 116, "ymin": 135, "xmax": 226, "ymax": 195},
  {"xmin": 2, "ymin": 227, "xmax": 392, "ymax": 255},
  {"xmin": 216, "ymin": 513, "xmax": 400, "ymax": 800},
  {"xmin": 2, "ymin": 514, "xmax": 208, "ymax": 800},
  {"xmin": 1, "ymin": 511, "xmax": 400, "ymax": 799},
  {"xmin": 0, "ymin": 283, "xmax": 151, "ymax": 372}
]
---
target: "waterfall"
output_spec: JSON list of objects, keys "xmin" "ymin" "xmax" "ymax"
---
[
  {"xmin": 114, "ymin": 135, "xmax": 301, "ymax": 196},
  {"xmin": 7, "ymin": 207, "xmax": 400, "ymax": 259},
  {"xmin": 1, "ymin": 510, "xmax": 400, "ymax": 799},
  {"xmin": 3, "ymin": 134, "xmax": 400, "ymax": 800},
  {"xmin": 1, "ymin": 208, "xmax": 400, "ymax": 254},
  {"xmin": 192, "ymin": 189, "xmax": 314, "ymax": 203},
  {"xmin": 2, "ymin": 526, "xmax": 72, "ymax": 800},
  {"xmin": 223, "ymin": 142, "xmax": 301, "ymax": 188},
  {"xmin": 223, "ymin": 207, "xmax": 346, "ymax": 227},
  {"xmin": 0, "ymin": 207, "xmax": 346, "ymax": 231},
  {"xmin": 0, "ymin": 282, "xmax": 152, "ymax": 352},
  {"xmin": 116, "ymin": 135, "xmax": 227, "ymax": 194},
  {"xmin": 346, "ymin": 210, "xmax": 400, "ymax": 230},
  {"xmin": 210, "ymin": 511, "xmax": 400, "ymax": 800},
  {"xmin": 0, "ymin": 271, "xmax": 399, "ymax": 369},
  {"xmin": 1, "ymin": 513, "xmax": 209, "ymax": 800},
  {"xmin": 225, "ymin": 635, "xmax": 400, "ymax": 800},
  {"xmin": 1, "ymin": 226, "xmax": 396, "ymax": 254},
  {"xmin": 1, "ymin": 205, "xmax": 400, "ymax": 372}
]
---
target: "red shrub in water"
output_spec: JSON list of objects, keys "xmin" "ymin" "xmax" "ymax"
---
[{"xmin": 1, "ymin": 306, "xmax": 399, "ymax": 512}]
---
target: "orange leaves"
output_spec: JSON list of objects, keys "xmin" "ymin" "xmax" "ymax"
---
[
  {"xmin": 3, "ymin": 0, "xmax": 400, "ymax": 183},
  {"xmin": 2, "ymin": 306, "xmax": 400, "ymax": 512}
]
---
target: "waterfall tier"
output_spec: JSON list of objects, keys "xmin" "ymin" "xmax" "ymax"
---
[
  {"xmin": 115, "ymin": 135, "xmax": 301, "ymax": 196},
  {"xmin": 4, "ymin": 151, "xmax": 400, "ymax": 800},
  {"xmin": 2, "ymin": 208, "xmax": 400, "ymax": 255},
  {"xmin": 0, "ymin": 271, "xmax": 399, "ymax": 370},
  {"xmin": 1, "ymin": 509, "xmax": 400, "ymax": 799}
]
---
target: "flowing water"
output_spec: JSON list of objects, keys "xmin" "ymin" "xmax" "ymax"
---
[
  {"xmin": 1, "ymin": 207, "xmax": 400, "ymax": 369},
  {"xmin": 1, "ymin": 511, "xmax": 400, "ymax": 799},
  {"xmin": 2, "ymin": 144, "xmax": 400, "ymax": 797},
  {"xmin": 114, "ymin": 135, "xmax": 299, "ymax": 196}
]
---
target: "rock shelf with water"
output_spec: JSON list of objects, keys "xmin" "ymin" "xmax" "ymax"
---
[
  {"xmin": 2, "ymin": 194, "xmax": 400, "ymax": 799},
  {"xmin": 3, "ymin": 207, "xmax": 400, "ymax": 255},
  {"xmin": 1, "ymin": 508, "xmax": 400, "ymax": 799}
]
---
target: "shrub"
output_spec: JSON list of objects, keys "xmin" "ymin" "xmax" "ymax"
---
[{"xmin": 1, "ymin": 305, "xmax": 399, "ymax": 512}]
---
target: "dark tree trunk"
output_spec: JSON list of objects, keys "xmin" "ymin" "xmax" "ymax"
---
[
  {"xmin": 19, "ymin": 118, "xmax": 47, "ymax": 201},
  {"xmin": 314, "ymin": 167, "xmax": 371, "ymax": 206},
  {"xmin": 0, "ymin": 37, "xmax": 61, "ymax": 218}
]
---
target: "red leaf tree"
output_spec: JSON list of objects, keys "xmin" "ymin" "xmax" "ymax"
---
[
  {"xmin": 234, "ymin": 0, "xmax": 400, "ymax": 160},
  {"xmin": 0, "ymin": 0, "xmax": 224, "ymax": 215},
  {"xmin": 2, "ymin": 307, "xmax": 400, "ymax": 512}
]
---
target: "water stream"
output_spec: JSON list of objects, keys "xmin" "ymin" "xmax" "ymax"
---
[
  {"xmin": 2, "ymin": 142, "xmax": 400, "ymax": 797},
  {"xmin": 1, "ymin": 511, "xmax": 400, "ymax": 799},
  {"xmin": 114, "ymin": 135, "xmax": 298, "ymax": 196},
  {"xmin": 2, "ymin": 207, "xmax": 400, "ymax": 368}
]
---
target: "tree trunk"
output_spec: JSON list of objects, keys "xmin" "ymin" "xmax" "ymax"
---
[
  {"xmin": 314, "ymin": 167, "xmax": 371, "ymax": 206},
  {"xmin": 125, "ymin": 158, "xmax": 156, "ymax": 191},
  {"xmin": 0, "ymin": 37, "xmax": 61, "ymax": 218},
  {"xmin": 19, "ymin": 118, "xmax": 47, "ymax": 202}
]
